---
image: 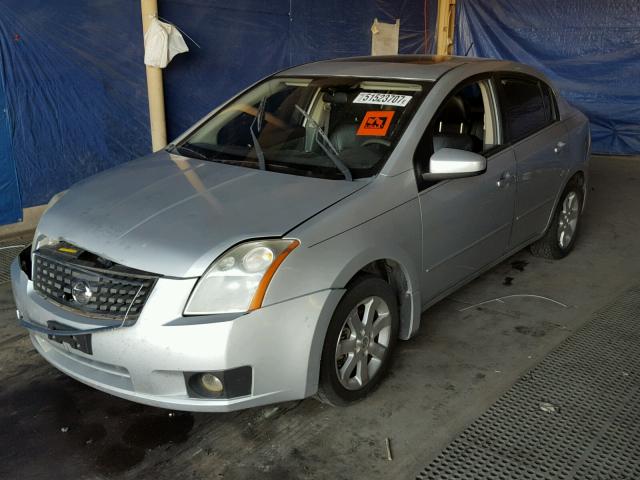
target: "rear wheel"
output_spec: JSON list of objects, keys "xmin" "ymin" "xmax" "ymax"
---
[
  {"xmin": 317, "ymin": 276, "xmax": 399, "ymax": 406},
  {"xmin": 530, "ymin": 180, "xmax": 583, "ymax": 259}
]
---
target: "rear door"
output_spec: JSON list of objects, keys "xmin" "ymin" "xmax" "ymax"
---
[
  {"xmin": 497, "ymin": 76, "xmax": 569, "ymax": 247},
  {"xmin": 416, "ymin": 77, "xmax": 517, "ymax": 302}
]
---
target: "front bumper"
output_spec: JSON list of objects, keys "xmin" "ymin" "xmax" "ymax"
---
[{"xmin": 11, "ymin": 258, "xmax": 343, "ymax": 412}]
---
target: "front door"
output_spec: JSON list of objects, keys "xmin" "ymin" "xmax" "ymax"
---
[
  {"xmin": 419, "ymin": 148, "xmax": 516, "ymax": 301},
  {"xmin": 415, "ymin": 78, "xmax": 516, "ymax": 303}
]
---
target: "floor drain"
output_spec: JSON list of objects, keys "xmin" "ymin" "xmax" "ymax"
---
[{"xmin": 416, "ymin": 288, "xmax": 640, "ymax": 480}]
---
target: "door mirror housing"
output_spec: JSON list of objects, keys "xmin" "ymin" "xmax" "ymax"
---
[{"xmin": 421, "ymin": 148, "xmax": 487, "ymax": 181}]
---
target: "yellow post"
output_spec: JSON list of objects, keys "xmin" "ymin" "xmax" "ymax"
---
[
  {"xmin": 141, "ymin": 0, "xmax": 167, "ymax": 151},
  {"xmin": 436, "ymin": 0, "xmax": 457, "ymax": 56}
]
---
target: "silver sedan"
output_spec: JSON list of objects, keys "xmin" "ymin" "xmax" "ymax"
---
[{"xmin": 11, "ymin": 55, "xmax": 590, "ymax": 411}]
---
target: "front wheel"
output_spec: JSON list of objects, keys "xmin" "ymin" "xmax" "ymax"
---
[
  {"xmin": 317, "ymin": 276, "xmax": 399, "ymax": 406},
  {"xmin": 530, "ymin": 181, "xmax": 583, "ymax": 259}
]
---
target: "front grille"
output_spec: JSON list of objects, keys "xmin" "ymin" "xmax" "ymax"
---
[{"xmin": 32, "ymin": 249, "xmax": 157, "ymax": 321}]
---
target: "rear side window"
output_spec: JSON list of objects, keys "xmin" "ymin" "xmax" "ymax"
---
[{"xmin": 499, "ymin": 77, "xmax": 555, "ymax": 142}]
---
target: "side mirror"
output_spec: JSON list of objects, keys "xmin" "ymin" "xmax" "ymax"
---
[{"xmin": 421, "ymin": 148, "xmax": 487, "ymax": 181}]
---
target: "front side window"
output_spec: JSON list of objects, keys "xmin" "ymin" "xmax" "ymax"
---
[
  {"xmin": 430, "ymin": 81, "xmax": 497, "ymax": 154},
  {"xmin": 414, "ymin": 78, "xmax": 497, "ymax": 185},
  {"xmin": 174, "ymin": 77, "xmax": 428, "ymax": 180},
  {"xmin": 499, "ymin": 77, "xmax": 555, "ymax": 142}
]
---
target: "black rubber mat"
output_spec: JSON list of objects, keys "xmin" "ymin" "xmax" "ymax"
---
[
  {"xmin": 0, "ymin": 240, "xmax": 25, "ymax": 283},
  {"xmin": 416, "ymin": 288, "xmax": 640, "ymax": 480}
]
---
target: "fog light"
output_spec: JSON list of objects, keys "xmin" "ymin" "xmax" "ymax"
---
[
  {"xmin": 185, "ymin": 366, "xmax": 252, "ymax": 399},
  {"xmin": 200, "ymin": 373, "xmax": 224, "ymax": 393}
]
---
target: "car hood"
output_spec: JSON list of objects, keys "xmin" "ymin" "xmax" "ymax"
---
[{"xmin": 37, "ymin": 152, "xmax": 367, "ymax": 277}]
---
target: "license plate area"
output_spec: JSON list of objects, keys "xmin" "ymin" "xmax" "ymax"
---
[{"xmin": 47, "ymin": 321, "xmax": 93, "ymax": 355}]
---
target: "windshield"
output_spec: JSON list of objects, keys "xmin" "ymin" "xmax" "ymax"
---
[{"xmin": 174, "ymin": 77, "xmax": 429, "ymax": 180}]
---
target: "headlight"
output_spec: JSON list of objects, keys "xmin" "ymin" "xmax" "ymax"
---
[
  {"xmin": 184, "ymin": 239, "xmax": 300, "ymax": 315},
  {"xmin": 33, "ymin": 234, "xmax": 57, "ymax": 252}
]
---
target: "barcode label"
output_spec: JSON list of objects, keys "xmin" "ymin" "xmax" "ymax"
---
[{"xmin": 353, "ymin": 92, "xmax": 412, "ymax": 107}]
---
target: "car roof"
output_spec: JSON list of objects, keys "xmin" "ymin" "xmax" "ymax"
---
[{"xmin": 279, "ymin": 55, "xmax": 513, "ymax": 82}]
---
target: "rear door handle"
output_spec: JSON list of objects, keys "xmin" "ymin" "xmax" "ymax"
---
[
  {"xmin": 554, "ymin": 141, "xmax": 566, "ymax": 153},
  {"xmin": 497, "ymin": 171, "xmax": 513, "ymax": 188}
]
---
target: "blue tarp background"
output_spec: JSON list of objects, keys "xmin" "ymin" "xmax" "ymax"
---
[
  {"xmin": 0, "ymin": 0, "xmax": 437, "ymax": 224},
  {"xmin": 0, "ymin": 43, "xmax": 22, "ymax": 225},
  {"xmin": 0, "ymin": 1, "xmax": 149, "ymax": 224},
  {"xmin": 455, "ymin": 0, "xmax": 640, "ymax": 156}
]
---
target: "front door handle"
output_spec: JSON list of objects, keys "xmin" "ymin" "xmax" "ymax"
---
[
  {"xmin": 554, "ymin": 141, "xmax": 566, "ymax": 154},
  {"xmin": 497, "ymin": 171, "xmax": 513, "ymax": 188}
]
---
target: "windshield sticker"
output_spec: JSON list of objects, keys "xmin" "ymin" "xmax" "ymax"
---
[
  {"xmin": 353, "ymin": 92, "xmax": 412, "ymax": 107},
  {"xmin": 356, "ymin": 111, "xmax": 395, "ymax": 136}
]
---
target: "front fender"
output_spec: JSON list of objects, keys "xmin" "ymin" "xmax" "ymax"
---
[{"xmin": 264, "ymin": 175, "xmax": 423, "ymax": 340}]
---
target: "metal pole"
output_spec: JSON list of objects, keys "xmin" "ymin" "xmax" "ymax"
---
[{"xmin": 141, "ymin": 0, "xmax": 167, "ymax": 151}]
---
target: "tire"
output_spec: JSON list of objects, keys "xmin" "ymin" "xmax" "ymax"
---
[
  {"xmin": 317, "ymin": 275, "xmax": 399, "ymax": 406},
  {"xmin": 530, "ymin": 180, "xmax": 583, "ymax": 259}
]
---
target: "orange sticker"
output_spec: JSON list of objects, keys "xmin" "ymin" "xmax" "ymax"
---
[{"xmin": 356, "ymin": 111, "xmax": 395, "ymax": 136}]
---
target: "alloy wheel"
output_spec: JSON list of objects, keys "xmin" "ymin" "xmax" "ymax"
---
[
  {"xmin": 557, "ymin": 191, "xmax": 580, "ymax": 249},
  {"xmin": 334, "ymin": 296, "xmax": 392, "ymax": 390}
]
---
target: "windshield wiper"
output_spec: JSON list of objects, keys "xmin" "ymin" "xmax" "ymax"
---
[
  {"xmin": 294, "ymin": 105, "xmax": 352, "ymax": 181},
  {"xmin": 249, "ymin": 97, "xmax": 267, "ymax": 170},
  {"xmin": 167, "ymin": 143, "xmax": 209, "ymax": 161}
]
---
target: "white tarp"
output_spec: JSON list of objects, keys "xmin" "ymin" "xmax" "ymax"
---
[
  {"xmin": 370, "ymin": 18, "xmax": 400, "ymax": 56},
  {"xmin": 144, "ymin": 18, "xmax": 189, "ymax": 68}
]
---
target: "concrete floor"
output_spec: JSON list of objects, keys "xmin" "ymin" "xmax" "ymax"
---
[{"xmin": 0, "ymin": 155, "xmax": 638, "ymax": 480}]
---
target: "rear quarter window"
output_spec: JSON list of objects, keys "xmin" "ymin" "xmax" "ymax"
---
[{"xmin": 540, "ymin": 83, "xmax": 558, "ymax": 122}]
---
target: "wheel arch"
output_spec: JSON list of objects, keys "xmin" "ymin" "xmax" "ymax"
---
[
  {"xmin": 335, "ymin": 253, "xmax": 422, "ymax": 341},
  {"xmin": 302, "ymin": 250, "xmax": 422, "ymax": 398},
  {"xmin": 543, "ymin": 169, "xmax": 586, "ymax": 234},
  {"xmin": 572, "ymin": 170, "xmax": 587, "ymax": 212}
]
